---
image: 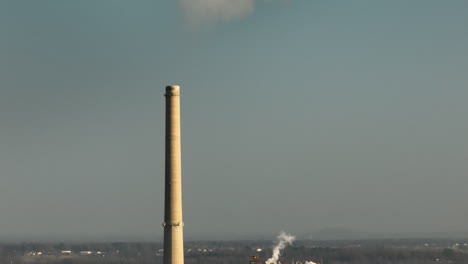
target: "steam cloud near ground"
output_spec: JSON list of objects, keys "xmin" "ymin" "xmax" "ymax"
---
[{"xmin": 265, "ymin": 231, "xmax": 296, "ymax": 264}]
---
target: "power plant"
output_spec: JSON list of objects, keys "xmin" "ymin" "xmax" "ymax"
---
[{"xmin": 163, "ymin": 85, "xmax": 184, "ymax": 264}]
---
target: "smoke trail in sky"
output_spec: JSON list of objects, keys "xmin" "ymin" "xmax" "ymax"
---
[
  {"xmin": 180, "ymin": 0, "xmax": 256, "ymax": 26},
  {"xmin": 265, "ymin": 231, "xmax": 296, "ymax": 264}
]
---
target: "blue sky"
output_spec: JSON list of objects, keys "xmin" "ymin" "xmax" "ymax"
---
[{"xmin": 1, "ymin": 0, "xmax": 467, "ymax": 241}]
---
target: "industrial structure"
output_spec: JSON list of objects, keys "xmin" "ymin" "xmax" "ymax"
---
[
  {"xmin": 250, "ymin": 256, "xmax": 263, "ymax": 264},
  {"xmin": 163, "ymin": 85, "xmax": 184, "ymax": 264}
]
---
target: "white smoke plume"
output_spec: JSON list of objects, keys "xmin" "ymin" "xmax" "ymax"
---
[
  {"xmin": 305, "ymin": 262, "xmax": 317, "ymax": 264},
  {"xmin": 265, "ymin": 231, "xmax": 296, "ymax": 264},
  {"xmin": 180, "ymin": 0, "xmax": 256, "ymax": 26}
]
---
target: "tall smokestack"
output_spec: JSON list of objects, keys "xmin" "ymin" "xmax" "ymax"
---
[{"xmin": 164, "ymin": 85, "xmax": 184, "ymax": 264}]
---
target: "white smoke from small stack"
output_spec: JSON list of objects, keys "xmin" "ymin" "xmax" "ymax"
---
[{"xmin": 265, "ymin": 231, "xmax": 296, "ymax": 264}]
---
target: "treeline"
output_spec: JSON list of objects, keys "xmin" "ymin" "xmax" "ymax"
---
[
  {"xmin": 282, "ymin": 246, "xmax": 467, "ymax": 264},
  {"xmin": 0, "ymin": 240, "xmax": 467, "ymax": 264}
]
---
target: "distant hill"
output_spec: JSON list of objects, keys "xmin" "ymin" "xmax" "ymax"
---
[
  {"xmin": 304, "ymin": 228, "xmax": 468, "ymax": 240},
  {"xmin": 304, "ymin": 228, "xmax": 376, "ymax": 240}
]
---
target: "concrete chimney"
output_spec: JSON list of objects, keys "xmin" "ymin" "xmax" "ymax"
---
[{"xmin": 163, "ymin": 85, "xmax": 184, "ymax": 264}]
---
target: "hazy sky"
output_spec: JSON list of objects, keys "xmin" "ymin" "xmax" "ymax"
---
[{"xmin": 1, "ymin": 0, "xmax": 467, "ymax": 241}]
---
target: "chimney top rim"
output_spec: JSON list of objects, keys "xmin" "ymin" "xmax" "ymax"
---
[{"xmin": 166, "ymin": 85, "xmax": 180, "ymax": 91}]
